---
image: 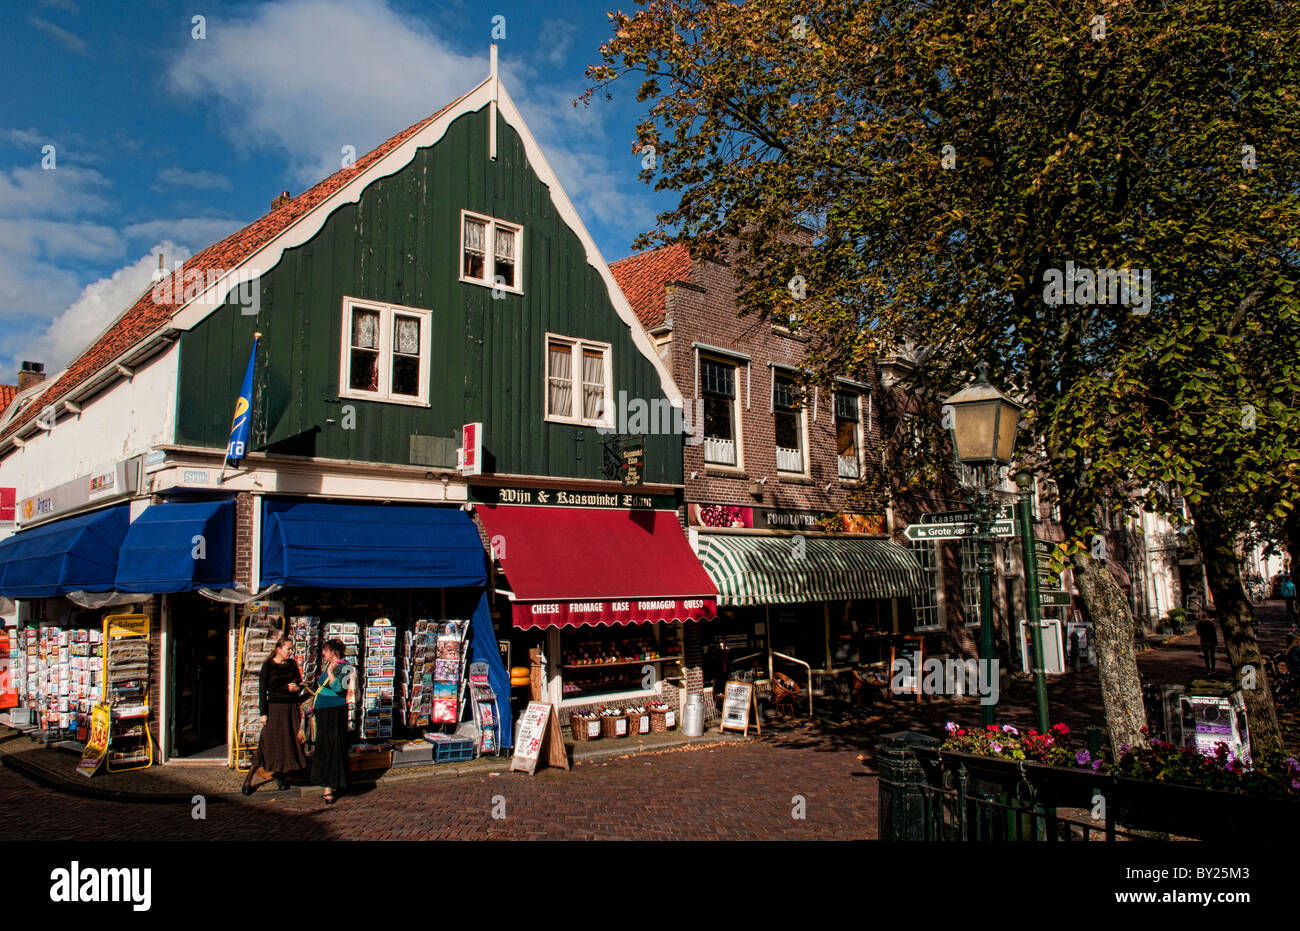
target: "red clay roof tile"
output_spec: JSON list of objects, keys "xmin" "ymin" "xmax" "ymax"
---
[{"xmin": 610, "ymin": 243, "xmax": 692, "ymax": 330}]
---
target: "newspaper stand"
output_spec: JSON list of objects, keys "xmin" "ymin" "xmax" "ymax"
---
[
  {"xmin": 231, "ymin": 608, "xmax": 286, "ymax": 773},
  {"xmin": 102, "ymin": 613, "xmax": 155, "ymax": 773}
]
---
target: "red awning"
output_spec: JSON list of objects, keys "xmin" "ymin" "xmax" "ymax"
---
[{"xmin": 475, "ymin": 505, "xmax": 717, "ymax": 629}]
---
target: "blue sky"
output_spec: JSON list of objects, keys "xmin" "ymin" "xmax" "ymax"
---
[{"xmin": 0, "ymin": 0, "xmax": 668, "ymax": 379}]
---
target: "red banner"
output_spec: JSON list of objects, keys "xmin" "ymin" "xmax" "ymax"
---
[
  {"xmin": 0, "ymin": 488, "xmax": 14, "ymax": 522},
  {"xmin": 512, "ymin": 596, "xmax": 717, "ymax": 630}
]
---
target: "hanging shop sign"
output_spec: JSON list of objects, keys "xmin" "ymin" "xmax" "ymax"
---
[
  {"xmin": 471, "ymin": 485, "xmax": 674, "ymax": 510},
  {"xmin": 461, "ymin": 422, "xmax": 483, "ymax": 477},
  {"xmin": 511, "ymin": 701, "xmax": 569, "ymax": 775},
  {"xmin": 18, "ymin": 460, "xmax": 140, "ymax": 528},
  {"xmin": 719, "ymin": 681, "xmax": 760, "ymax": 736},
  {"xmin": 621, "ymin": 438, "xmax": 644, "ymax": 487}
]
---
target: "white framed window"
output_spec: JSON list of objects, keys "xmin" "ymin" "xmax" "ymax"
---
[
  {"xmin": 961, "ymin": 539, "xmax": 981, "ymax": 628},
  {"xmin": 910, "ymin": 541, "xmax": 942, "ymax": 631},
  {"xmin": 339, "ymin": 297, "xmax": 432, "ymax": 406},
  {"xmin": 460, "ymin": 210, "xmax": 522, "ymax": 294},
  {"xmin": 701, "ymin": 356, "xmax": 742, "ymax": 467},
  {"xmin": 772, "ymin": 372, "xmax": 807, "ymax": 474},
  {"xmin": 834, "ymin": 390, "xmax": 863, "ymax": 480},
  {"xmin": 545, "ymin": 334, "xmax": 612, "ymax": 427}
]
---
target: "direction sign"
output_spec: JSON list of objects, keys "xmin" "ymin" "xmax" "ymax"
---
[
  {"xmin": 1040, "ymin": 590, "xmax": 1073, "ymax": 607},
  {"xmin": 1034, "ymin": 539, "xmax": 1054, "ymax": 556},
  {"xmin": 903, "ymin": 520, "xmax": 1016, "ymax": 541},
  {"xmin": 922, "ymin": 506, "xmax": 1014, "ymax": 525}
]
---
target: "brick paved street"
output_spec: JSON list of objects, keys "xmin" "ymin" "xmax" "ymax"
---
[{"xmin": 0, "ymin": 739, "xmax": 877, "ymax": 841}]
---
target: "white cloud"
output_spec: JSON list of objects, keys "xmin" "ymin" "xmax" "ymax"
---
[
  {"xmin": 123, "ymin": 217, "xmax": 245, "ymax": 250},
  {"xmin": 28, "ymin": 15, "xmax": 87, "ymax": 55},
  {"xmin": 154, "ymin": 167, "xmax": 233, "ymax": 192},
  {"xmin": 0, "ymin": 164, "xmax": 112, "ymax": 218},
  {"xmin": 165, "ymin": 0, "xmax": 484, "ymax": 186},
  {"xmin": 538, "ymin": 20, "xmax": 577, "ymax": 68},
  {"xmin": 18, "ymin": 242, "xmax": 194, "ymax": 371},
  {"xmin": 0, "ymin": 218, "xmax": 123, "ymax": 263}
]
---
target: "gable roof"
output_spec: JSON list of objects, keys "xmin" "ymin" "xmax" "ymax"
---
[
  {"xmin": 610, "ymin": 243, "xmax": 692, "ymax": 330},
  {"xmin": 0, "ymin": 90, "xmax": 474, "ymax": 443}
]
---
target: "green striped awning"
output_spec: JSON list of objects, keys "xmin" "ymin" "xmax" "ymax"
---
[{"xmin": 696, "ymin": 534, "xmax": 928, "ymax": 606}]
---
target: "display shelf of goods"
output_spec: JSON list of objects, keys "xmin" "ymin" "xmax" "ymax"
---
[
  {"xmin": 324, "ymin": 622, "xmax": 361, "ymax": 730},
  {"xmin": 103, "ymin": 616, "xmax": 154, "ymax": 772},
  {"xmin": 562, "ymin": 655, "xmax": 680, "ymax": 670},
  {"xmin": 401, "ymin": 619, "xmax": 437, "ymax": 728},
  {"xmin": 562, "ymin": 638, "xmax": 665, "ymax": 666},
  {"xmin": 360, "ymin": 620, "xmax": 397, "ymax": 739},
  {"xmin": 289, "ymin": 616, "xmax": 321, "ymax": 684}
]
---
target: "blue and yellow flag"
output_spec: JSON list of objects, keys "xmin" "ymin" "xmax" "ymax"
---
[{"xmin": 225, "ymin": 335, "xmax": 259, "ymax": 466}]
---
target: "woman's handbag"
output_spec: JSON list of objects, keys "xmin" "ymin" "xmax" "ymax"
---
[{"xmin": 297, "ymin": 687, "xmax": 318, "ymax": 750}]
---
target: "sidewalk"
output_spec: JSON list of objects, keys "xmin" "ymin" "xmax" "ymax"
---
[{"xmin": 0, "ymin": 724, "xmax": 748, "ymax": 804}]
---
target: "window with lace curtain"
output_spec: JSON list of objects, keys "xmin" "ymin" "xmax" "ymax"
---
[
  {"xmin": 546, "ymin": 334, "xmax": 611, "ymax": 426},
  {"xmin": 340, "ymin": 297, "xmax": 432, "ymax": 405},
  {"xmin": 461, "ymin": 209, "xmax": 522, "ymax": 293}
]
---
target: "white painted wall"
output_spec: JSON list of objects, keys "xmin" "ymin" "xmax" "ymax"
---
[{"xmin": 0, "ymin": 345, "xmax": 178, "ymax": 500}]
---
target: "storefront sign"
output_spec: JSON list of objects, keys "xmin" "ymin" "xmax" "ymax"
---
[
  {"xmin": 922, "ymin": 506, "xmax": 1014, "ymax": 525},
  {"xmin": 0, "ymin": 487, "xmax": 15, "ymax": 522},
  {"xmin": 719, "ymin": 681, "xmax": 759, "ymax": 736},
  {"xmin": 621, "ymin": 438, "xmax": 644, "ymax": 487},
  {"xmin": 76, "ymin": 703, "xmax": 112, "ymax": 777},
  {"xmin": 511, "ymin": 597, "xmax": 716, "ymax": 630},
  {"xmin": 18, "ymin": 461, "xmax": 139, "ymax": 527},
  {"xmin": 689, "ymin": 503, "xmax": 887, "ymax": 534},
  {"xmin": 472, "ymin": 485, "xmax": 674, "ymax": 510},
  {"xmin": 511, "ymin": 701, "xmax": 569, "ymax": 775},
  {"xmin": 461, "ymin": 422, "xmax": 482, "ymax": 477}
]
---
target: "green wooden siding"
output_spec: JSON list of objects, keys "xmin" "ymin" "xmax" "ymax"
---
[{"xmin": 175, "ymin": 106, "xmax": 682, "ymax": 485}]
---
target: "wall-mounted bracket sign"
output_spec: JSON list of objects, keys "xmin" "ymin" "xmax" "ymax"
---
[{"xmin": 461, "ymin": 422, "xmax": 483, "ymax": 476}]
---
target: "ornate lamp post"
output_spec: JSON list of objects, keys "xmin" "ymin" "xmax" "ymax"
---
[{"xmin": 943, "ymin": 363, "xmax": 1023, "ymax": 726}]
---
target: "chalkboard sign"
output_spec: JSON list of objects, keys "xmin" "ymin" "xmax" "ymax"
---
[
  {"xmin": 511, "ymin": 701, "xmax": 569, "ymax": 775},
  {"xmin": 719, "ymin": 681, "xmax": 759, "ymax": 736}
]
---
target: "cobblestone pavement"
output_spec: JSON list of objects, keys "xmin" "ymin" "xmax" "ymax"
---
[{"xmin": 0, "ymin": 739, "xmax": 877, "ymax": 841}]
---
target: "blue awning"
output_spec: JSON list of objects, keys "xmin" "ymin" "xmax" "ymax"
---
[
  {"xmin": 0, "ymin": 505, "xmax": 130, "ymax": 598},
  {"xmin": 115, "ymin": 500, "xmax": 235, "ymax": 593},
  {"xmin": 260, "ymin": 499, "xmax": 487, "ymax": 589}
]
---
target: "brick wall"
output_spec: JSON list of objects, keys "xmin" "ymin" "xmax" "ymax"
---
[
  {"xmin": 663, "ymin": 256, "xmax": 886, "ymax": 516},
  {"xmin": 234, "ymin": 492, "xmax": 254, "ymax": 590}
]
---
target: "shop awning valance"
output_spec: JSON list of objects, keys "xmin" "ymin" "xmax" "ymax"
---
[
  {"xmin": 115, "ymin": 500, "xmax": 235, "ymax": 593},
  {"xmin": 0, "ymin": 505, "xmax": 130, "ymax": 598},
  {"xmin": 475, "ymin": 505, "xmax": 717, "ymax": 629},
  {"xmin": 696, "ymin": 533, "xmax": 929, "ymax": 606},
  {"xmin": 259, "ymin": 499, "xmax": 486, "ymax": 589}
]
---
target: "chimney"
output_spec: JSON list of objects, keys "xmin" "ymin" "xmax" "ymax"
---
[
  {"xmin": 18, "ymin": 361, "xmax": 46, "ymax": 391},
  {"xmin": 271, "ymin": 190, "xmax": 291, "ymax": 210}
]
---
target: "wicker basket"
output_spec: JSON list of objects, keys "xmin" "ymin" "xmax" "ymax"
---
[
  {"xmin": 629, "ymin": 711, "xmax": 651, "ymax": 735},
  {"xmin": 649, "ymin": 708, "xmax": 676, "ymax": 732},
  {"xmin": 570, "ymin": 715, "xmax": 601, "ymax": 741},
  {"xmin": 601, "ymin": 713, "xmax": 630, "ymax": 738}
]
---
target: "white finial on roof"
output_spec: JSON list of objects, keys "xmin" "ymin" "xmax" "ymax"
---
[{"xmin": 489, "ymin": 43, "xmax": 498, "ymax": 161}]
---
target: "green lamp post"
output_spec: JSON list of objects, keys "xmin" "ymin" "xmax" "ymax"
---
[{"xmin": 943, "ymin": 363, "xmax": 1024, "ymax": 727}]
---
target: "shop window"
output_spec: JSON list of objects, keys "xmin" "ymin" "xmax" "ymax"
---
[
  {"xmin": 701, "ymin": 356, "xmax": 741, "ymax": 466},
  {"xmin": 545, "ymin": 335, "xmax": 612, "ymax": 426},
  {"xmin": 834, "ymin": 390, "xmax": 862, "ymax": 480},
  {"xmin": 558, "ymin": 624, "xmax": 681, "ymax": 702},
  {"xmin": 910, "ymin": 541, "xmax": 942, "ymax": 631},
  {"xmin": 773, "ymin": 373, "xmax": 806, "ymax": 474},
  {"xmin": 461, "ymin": 210, "xmax": 522, "ymax": 293},
  {"xmin": 340, "ymin": 297, "xmax": 432, "ymax": 405}
]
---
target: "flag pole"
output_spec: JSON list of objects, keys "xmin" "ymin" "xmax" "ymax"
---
[{"xmin": 220, "ymin": 331, "xmax": 261, "ymax": 484}]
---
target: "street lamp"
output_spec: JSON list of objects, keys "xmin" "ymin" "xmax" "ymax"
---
[{"xmin": 944, "ymin": 363, "xmax": 1023, "ymax": 726}]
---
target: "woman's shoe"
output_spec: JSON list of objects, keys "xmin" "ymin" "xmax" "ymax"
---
[
  {"xmin": 323, "ymin": 792, "xmax": 335, "ymax": 804},
  {"xmin": 276, "ymin": 777, "xmax": 290, "ymax": 791}
]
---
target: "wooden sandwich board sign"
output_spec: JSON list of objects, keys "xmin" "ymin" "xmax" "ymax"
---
[
  {"xmin": 719, "ymin": 681, "xmax": 760, "ymax": 736},
  {"xmin": 511, "ymin": 701, "xmax": 569, "ymax": 774}
]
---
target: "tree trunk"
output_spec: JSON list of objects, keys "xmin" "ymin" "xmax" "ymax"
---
[
  {"xmin": 1186, "ymin": 496, "xmax": 1285, "ymax": 754},
  {"xmin": 1072, "ymin": 552, "xmax": 1149, "ymax": 758}
]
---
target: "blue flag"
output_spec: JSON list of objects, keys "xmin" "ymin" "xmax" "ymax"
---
[{"xmin": 226, "ymin": 337, "xmax": 258, "ymax": 465}]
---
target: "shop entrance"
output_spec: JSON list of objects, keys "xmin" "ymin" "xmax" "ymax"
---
[{"xmin": 169, "ymin": 596, "xmax": 231, "ymax": 760}]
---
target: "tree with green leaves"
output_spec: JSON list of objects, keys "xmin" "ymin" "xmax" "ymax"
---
[{"xmin": 586, "ymin": 0, "xmax": 1300, "ymax": 752}]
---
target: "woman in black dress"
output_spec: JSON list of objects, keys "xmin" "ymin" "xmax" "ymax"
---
[
  {"xmin": 257, "ymin": 636, "xmax": 308, "ymax": 789},
  {"xmin": 311, "ymin": 638, "xmax": 354, "ymax": 804}
]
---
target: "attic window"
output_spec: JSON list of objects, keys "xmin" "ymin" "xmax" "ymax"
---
[{"xmin": 461, "ymin": 210, "xmax": 522, "ymax": 294}]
